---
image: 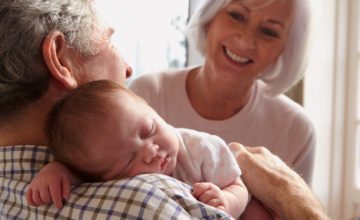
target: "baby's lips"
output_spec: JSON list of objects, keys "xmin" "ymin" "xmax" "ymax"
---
[{"xmin": 159, "ymin": 156, "xmax": 169, "ymax": 171}]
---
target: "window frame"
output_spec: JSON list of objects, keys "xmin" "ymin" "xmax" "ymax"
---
[{"xmin": 344, "ymin": 0, "xmax": 360, "ymax": 219}]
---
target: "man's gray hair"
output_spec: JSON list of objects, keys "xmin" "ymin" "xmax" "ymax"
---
[{"xmin": 0, "ymin": 0, "xmax": 103, "ymax": 119}]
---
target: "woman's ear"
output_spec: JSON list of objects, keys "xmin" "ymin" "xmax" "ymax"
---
[{"xmin": 42, "ymin": 31, "xmax": 78, "ymax": 90}]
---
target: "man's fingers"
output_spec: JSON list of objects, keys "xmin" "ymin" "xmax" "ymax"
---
[
  {"xmin": 228, "ymin": 142, "xmax": 254, "ymax": 173},
  {"xmin": 228, "ymin": 142, "xmax": 246, "ymax": 157},
  {"xmin": 229, "ymin": 142, "xmax": 268, "ymax": 158},
  {"xmin": 244, "ymin": 146, "xmax": 271, "ymax": 155}
]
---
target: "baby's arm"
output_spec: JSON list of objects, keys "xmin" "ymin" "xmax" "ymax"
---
[
  {"xmin": 192, "ymin": 177, "xmax": 248, "ymax": 218},
  {"xmin": 26, "ymin": 161, "xmax": 81, "ymax": 209}
]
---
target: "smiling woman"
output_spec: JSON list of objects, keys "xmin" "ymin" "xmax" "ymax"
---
[
  {"xmin": 95, "ymin": 0, "xmax": 189, "ymax": 77},
  {"xmin": 129, "ymin": 0, "xmax": 315, "ymax": 218}
]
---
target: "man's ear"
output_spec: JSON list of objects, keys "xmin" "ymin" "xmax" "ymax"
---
[{"xmin": 42, "ymin": 31, "xmax": 78, "ymax": 90}]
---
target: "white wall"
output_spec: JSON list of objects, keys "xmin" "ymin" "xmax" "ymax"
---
[
  {"xmin": 304, "ymin": 0, "xmax": 335, "ymax": 206},
  {"xmin": 304, "ymin": 0, "xmax": 348, "ymax": 219}
]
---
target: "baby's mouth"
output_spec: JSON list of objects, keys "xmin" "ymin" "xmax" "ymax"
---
[{"xmin": 160, "ymin": 156, "xmax": 170, "ymax": 171}]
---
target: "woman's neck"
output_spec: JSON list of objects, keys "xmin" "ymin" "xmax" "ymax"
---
[{"xmin": 186, "ymin": 66, "xmax": 254, "ymax": 120}]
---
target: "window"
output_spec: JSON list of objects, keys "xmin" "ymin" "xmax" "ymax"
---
[
  {"xmin": 344, "ymin": 0, "xmax": 360, "ymax": 219},
  {"xmin": 95, "ymin": 0, "xmax": 189, "ymax": 79},
  {"xmin": 357, "ymin": 13, "xmax": 360, "ymax": 189},
  {"xmin": 358, "ymin": 63, "xmax": 360, "ymax": 188}
]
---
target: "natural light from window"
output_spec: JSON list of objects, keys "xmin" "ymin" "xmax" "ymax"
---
[
  {"xmin": 357, "ymin": 126, "xmax": 360, "ymax": 188},
  {"xmin": 95, "ymin": 0, "xmax": 189, "ymax": 78},
  {"xmin": 357, "ymin": 60, "xmax": 360, "ymax": 188},
  {"xmin": 357, "ymin": 5, "xmax": 360, "ymax": 189}
]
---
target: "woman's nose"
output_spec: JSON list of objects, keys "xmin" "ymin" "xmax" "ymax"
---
[
  {"xmin": 235, "ymin": 31, "xmax": 256, "ymax": 51},
  {"xmin": 143, "ymin": 144, "xmax": 159, "ymax": 164}
]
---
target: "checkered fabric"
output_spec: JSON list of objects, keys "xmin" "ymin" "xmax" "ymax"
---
[{"xmin": 0, "ymin": 145, "xmax": 232, "ymax": 219}]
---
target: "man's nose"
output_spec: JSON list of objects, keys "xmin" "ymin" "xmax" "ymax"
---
[{"xmin": 125, "ymin": 62, "xmax": 133, "ymax": 78}]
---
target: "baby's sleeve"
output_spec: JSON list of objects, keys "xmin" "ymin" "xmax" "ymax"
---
[{"xmin": 199, "ymin": 134, "xmax": 242, "ymax": 188}]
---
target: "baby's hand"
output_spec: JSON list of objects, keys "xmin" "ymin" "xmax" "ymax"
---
[
  {"xmin": 26, "ymin": 162, "xmax": 71, "ymax": 209},
  {"xmin": 192, "ymin": 182, "xmax": 229, "ymax": 212}
]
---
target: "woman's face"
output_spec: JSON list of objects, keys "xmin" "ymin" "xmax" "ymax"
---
[
  {"xmin": 204, "ymin": 0, "xmax": 294, "ymax": 83},
  {"xmin": 75, "ymin": 27, "xmax": 132, "ymax": 86}
]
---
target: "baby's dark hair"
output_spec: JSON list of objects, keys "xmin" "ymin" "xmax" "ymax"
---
[{"xmin": 45, "ymin": 80, "xmax": 131, "ymax": 181}]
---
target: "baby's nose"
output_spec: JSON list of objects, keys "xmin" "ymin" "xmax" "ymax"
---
[
  {"xmin": 143, "ymin": 144, "xmax": 160, "ymax": 164},
  {"xmin": 157, "ymin": 150, "xmax": 166, "ymax": 159}
]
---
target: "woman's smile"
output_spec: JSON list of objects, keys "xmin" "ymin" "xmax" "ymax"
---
[{"xmin": 224, "ymin": 46, "xmax": 253, "ymax": 64}]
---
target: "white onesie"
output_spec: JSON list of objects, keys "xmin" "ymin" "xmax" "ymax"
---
[{"xmin": 172, "ymin": 128, "xmax": 241, "ymax": 188}]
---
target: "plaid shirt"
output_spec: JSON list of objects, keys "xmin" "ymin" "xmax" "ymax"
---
[{"xmin": 0, "ymin": 145, "xmax": 231, "ymax": 219}]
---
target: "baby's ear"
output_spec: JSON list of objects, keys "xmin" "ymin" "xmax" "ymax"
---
[{"xmin": 42, "ymin": 31, "xmax": 78, "ymax": 90}]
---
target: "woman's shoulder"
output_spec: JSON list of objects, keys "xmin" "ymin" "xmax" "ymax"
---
[
  {"xmin": 256, "ymin": 82, "xmax": 306, "ymax": 111},
  {"xmin": 129, "ymin": 67, "xmax": 193, "ymax": 91},
  {"xmin": 255, "ymin": 82, "xmax": 314, "ymax": 129},
  {"xmin": 128, "ymin": 67, "xmax": 196, "ymax": 105}
]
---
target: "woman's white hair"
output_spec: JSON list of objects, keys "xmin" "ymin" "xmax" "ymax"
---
[{"xmin": 186, "ymin": 0, "xmax": 311, "ymax": 96}]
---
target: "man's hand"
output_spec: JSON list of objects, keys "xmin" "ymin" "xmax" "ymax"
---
[{"xmin": 229, "ymin": 143, "xmax": 328, "ymax": 220}]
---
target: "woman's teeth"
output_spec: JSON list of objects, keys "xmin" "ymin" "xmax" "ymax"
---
[{"xmin": 225, "ymin": 48, "xmax": 250, "ymax": 63}]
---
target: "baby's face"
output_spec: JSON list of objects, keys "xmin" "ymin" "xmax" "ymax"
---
[{"xmin": 86, "ymin": 92, "xmax": 180, "ymax": 181}]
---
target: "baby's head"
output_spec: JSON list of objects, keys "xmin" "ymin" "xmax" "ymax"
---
[{"xmin": 46, "ymin": 80, "xmax": 179, "ymax": 182}]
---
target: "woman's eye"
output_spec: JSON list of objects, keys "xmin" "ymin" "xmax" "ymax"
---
[
  {"xmin": 229, "ymin": 12, "xmax": 246, "ymax": 22},
  {"xmin": 261, "ymin": 27, "xmax": 280, "ymax": 38}
]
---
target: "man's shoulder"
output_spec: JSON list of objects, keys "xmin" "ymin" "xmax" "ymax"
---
[
  {"xmin": 0, "ymin": 146, "xmax": 232, "ymax": 219},
  {"xmin": 0, "ymin": 172, "xmax": 232, "ymax": 219},
  {"xmin": 0, "ymin": 145, "xmax": 51, "ymax": 181}
]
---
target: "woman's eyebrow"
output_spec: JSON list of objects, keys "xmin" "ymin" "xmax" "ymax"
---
[
  {"xmin": 233, "ymin": 0, "xmax": 250, "ymax": 12},
  {"xmin": 233, "ymin": 0, "xmax": 286, "ymax": 28},
  {"xmin": 266, "ymin": 19, "xmax": 285, "ymax": 28}
]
